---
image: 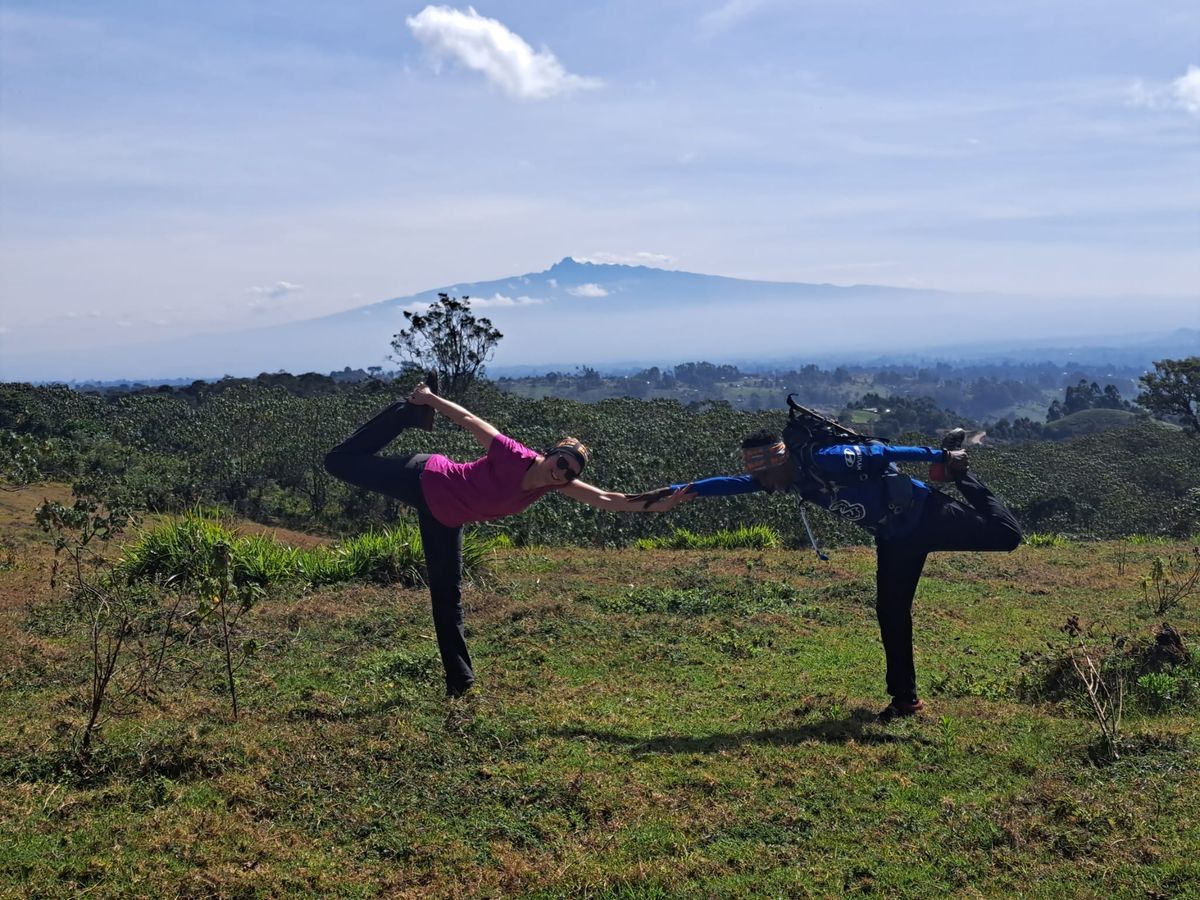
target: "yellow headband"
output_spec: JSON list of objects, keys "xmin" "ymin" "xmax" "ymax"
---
[{"xmin": 743, "ymin": 441, "xmax": 788, "ymax": 473}]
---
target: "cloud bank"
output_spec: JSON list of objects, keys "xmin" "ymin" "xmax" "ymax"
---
[
  {"xmin": 577, "ymin": 251, "xmax": 675, "ymax": 267},
  {"xmin": 406, "ymin": 5, "xmax": 601, "ymax": 100}
]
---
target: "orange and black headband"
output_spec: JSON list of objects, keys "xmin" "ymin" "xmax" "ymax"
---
[
  {"xmin": 550, "ymin": 437, "xmax": 590, "ymax": 472},
  {"xmin": 743, "ymin": 441, "xmax": 788, "ymax": 473}
]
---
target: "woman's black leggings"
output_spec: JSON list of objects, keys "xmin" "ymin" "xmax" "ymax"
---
[
  {"xmin": 874, "ymin": 472, "xmax": 1023, "ymax": 704},
  {"xmin": 323, "ymin": 403, "xmax": 474, "ymax": 695}
]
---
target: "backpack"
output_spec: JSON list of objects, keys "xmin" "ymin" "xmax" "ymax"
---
[
  {"xmin": 781, "ymin": 394, "xmax": 915, "ymax": 535},
  {"xmin": 781, "ymin": 394, "xmax": 878, "ymax": 462}
]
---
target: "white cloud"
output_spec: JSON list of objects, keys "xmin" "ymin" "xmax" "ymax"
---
[
  {"xmin": 577, "ymin": 251, "xmax": 675, "ymax": 267},
  {"xmin": 1130, "ymin": 64, "xmax": 1200, "ymax": 116},
  {"xmin": 567, "ymin": 283, "xmax": 608, "ymax": 297},
  {"xmin": 406, "ymin": 5, "xmax": 601, "ymax": 101},
  {"xmin": 470, "ymin": 293, "xmax": 545, "ymax": 308},
  {"xmin": 547, "ymin": 278, "xmax": 558, "ymax": 288},
  {"xmin": 248, "ymin": 280, "xmax": 304, "ymax": 300},
  {"xmin": 247, "ymin": 280, "xmax": 304, "ymax": 313},
  {"xmin": 1174, "ymin": 65, "xmax": 1200, "ymax": 113}
]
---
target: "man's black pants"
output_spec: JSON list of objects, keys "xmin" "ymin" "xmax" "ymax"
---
[
  {"xmin": 875, "ymin": 473, "xmax": 1022, "ymax": 704},
  {"xmin": 323, "ymin": 403, "xmax": 474, "ymax": 695}
]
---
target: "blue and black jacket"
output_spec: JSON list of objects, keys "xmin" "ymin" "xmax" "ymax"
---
[{"xmin": 673, "ymin": 443, "xmax": 946, "ymax": 540}]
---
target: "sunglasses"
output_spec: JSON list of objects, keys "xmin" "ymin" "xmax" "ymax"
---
[{"xmin": 554, "ymin": 455, "xmax": 581, "ymax": 481}]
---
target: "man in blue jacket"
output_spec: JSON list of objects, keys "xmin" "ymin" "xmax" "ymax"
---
[{"xmin": 669, "ymin": 428, "xmax": 1022, "ymax": 722}]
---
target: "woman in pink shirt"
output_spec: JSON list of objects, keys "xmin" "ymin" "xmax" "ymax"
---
[{"xmin": 325, "ymin": 379, "xmax": 688, "ymax": 697}]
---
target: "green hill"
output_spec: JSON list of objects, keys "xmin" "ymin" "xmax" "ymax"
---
[{"xmin": 1043, "ymin": 408, "xmax": 1148, "ymax": 440}]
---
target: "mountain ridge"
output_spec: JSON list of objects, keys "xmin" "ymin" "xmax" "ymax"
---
[{"xmin": 2, "ymin": 258, "xmax": 1195, "ymax": 382}]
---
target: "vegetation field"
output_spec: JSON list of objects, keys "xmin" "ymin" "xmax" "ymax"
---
[{"xmin": 2, "ymin": 485, "xmax": 1198, "ymax": 898}]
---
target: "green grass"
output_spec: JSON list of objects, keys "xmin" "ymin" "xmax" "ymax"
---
[
  {"xmin": 633, "ymin": 525, "xmax": 781, "ymax": 550},
  {"xmin": 3, "ymin": 531, "xmax": 1199, "ymax": 898},
  {"xmin": 119, "ymin": 511, "xmax": 498, "ymax": 589},
  {"xmin": 1024, "ymin": 532, "xmax": 1070, "ymax": 548}
]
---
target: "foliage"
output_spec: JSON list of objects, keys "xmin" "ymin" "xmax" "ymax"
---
[
  {"xmin": 4, "ymin": 380, "xmax": 1200, "ymax": 545},
  {"xmin": 1041, "ymin": 408, "xmax": 1144, "ymax": 441},
  {"xmin": 33, "ymin": 492, "xmax": 139, "ymax": 757},
  {"xmin": 0, "ymin": 430, "xmax": 56, "ymax": 489},
  {"xmin": 1137, "ymin": 356, "xmax": 1199, "ymax": 433},
  {"xmin": 840, "ymin": 392, "xmax": 967, "ymax": 438},
  {"xmin": 1135, "ymin": 672, "xmax": 1189, "ymax": 712},
  {"xmin": 1139, "ymin": 548, "xmax": 1200, "ymax": 617},
  {"xmin": 633, "ymin": 525, "xmax": 780, "ymax": 550},
  {"xmin": 1047, "ymin": 379, "xmax": 1133, "ymax": 421},
  {"xmin": 389, "ymin": 293, "xmax": 503, "ymax": 398},
  {"xmin": 120, "ymin": 512, "xmax": 498, "ymax": 589}
]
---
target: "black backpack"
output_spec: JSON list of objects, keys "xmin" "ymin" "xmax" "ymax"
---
[
  {"xmin": 782, "ymin": 394, "xmax": 883, "ymax": 468},
  {"xmin": 781, "ymin": 394, "xmax": 915, "ymax": 542}
]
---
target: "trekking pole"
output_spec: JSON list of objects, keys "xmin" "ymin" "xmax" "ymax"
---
[{"xmin": 797, "ymin": 502, "xmax": 829, "ymax": 562}]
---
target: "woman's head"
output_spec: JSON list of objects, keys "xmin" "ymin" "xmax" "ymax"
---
[{"xmin": 544, "ymin": 437, "xmax": 589, "ymax": 484}]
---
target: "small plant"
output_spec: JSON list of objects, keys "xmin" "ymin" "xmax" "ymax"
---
[
  {"xmin": 1061, "ymin": 617, "xmax": 1125, "ymax": 761},
  {"xmin": 35, "ymin": 492, "xmax": 138, "ymax": 758},
  {"xmin": 1140, "ymin": 548, "xmax": 1200, "ymax": 616},
  {"xmin": 938, "ymin": 715, "xmax": 960, "ymax": 761},
  {"xmin": 1135, "ymin": 672, "xmax": 1183, "ymax": 713}
]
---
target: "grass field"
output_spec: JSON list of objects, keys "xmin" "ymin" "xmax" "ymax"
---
[{"xmin": 2, "ymin": 486, "xmax": 1198, "ymax": 898}]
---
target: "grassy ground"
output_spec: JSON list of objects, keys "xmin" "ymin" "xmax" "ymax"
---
[{"xmin": 1, "ymin": 486, "xmax": 1198, "ymax": 898}]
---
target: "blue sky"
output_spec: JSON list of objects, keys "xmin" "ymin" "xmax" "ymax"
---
[{"xmin": 1, "ymin": 1, "xmax": 1197, "ymax": 354}]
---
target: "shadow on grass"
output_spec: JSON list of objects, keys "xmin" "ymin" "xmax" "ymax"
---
[{"xmin": 555, "ymin": 708, "xmax": 929, "ymax": 754}]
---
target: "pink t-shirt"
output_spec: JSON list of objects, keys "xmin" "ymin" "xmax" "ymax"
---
[{"xmin": 420, "ymin": 433, "xmax": 555, "ymax": 528}]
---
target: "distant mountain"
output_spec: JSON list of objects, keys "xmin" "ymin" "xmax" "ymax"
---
[{"xmin": 2, "ymin": 257, "xmax": 1196, "ymax": 382}]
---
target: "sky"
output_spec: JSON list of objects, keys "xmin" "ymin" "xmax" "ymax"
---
[{"xmin": 1, "ymin": 1, "xmax": 1198, "ymax": 358}]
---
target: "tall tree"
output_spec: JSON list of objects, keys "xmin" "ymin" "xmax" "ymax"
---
[
  {"xmin": 389, "ymin": 294, "xmax": 503, "ymax": 398},
  {"xmin": 1138, "ymin": 357, "xmax": 1200, "ymax": 433}
]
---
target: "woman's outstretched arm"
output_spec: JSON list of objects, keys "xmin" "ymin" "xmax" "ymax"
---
[
  {"xmin": 408, "ymin": 383, "xmax": 500, "ymax": 451},
  {"xmin": 559, "ymin": 480, "xmax": 694, "ymax": 513}
]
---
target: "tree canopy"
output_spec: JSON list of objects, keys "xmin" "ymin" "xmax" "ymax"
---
[
  {"xmin": 389, "ymin": 294, "xmax": 503, "ymax": 398},
  {"xmin": 1137, "ymin": 357, "xmax": 1199, "ymax": 433}
]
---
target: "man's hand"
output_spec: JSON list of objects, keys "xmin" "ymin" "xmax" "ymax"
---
[{"xmin": 946, "ymin": 449, "xmax": 970, "ymax": 479}]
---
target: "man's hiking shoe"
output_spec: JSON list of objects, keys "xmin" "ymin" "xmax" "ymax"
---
[
  {"xmin": 931, "ymin": 428, "xmax": 984, "ymax": 481},
  {"xmin": 446, "ymin": 680, "xmax": 474, "ymax": 699},
  {"xmin": 941, "ymin": 428, "xmax": 968, "ymax": 451},
  {"xmin": 941, "ymin": 427, "xmax": 986, "ymax": 450},
  {"xmin": 878, "ymin": 698, "xmax": 925, "ymax": 723}
]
